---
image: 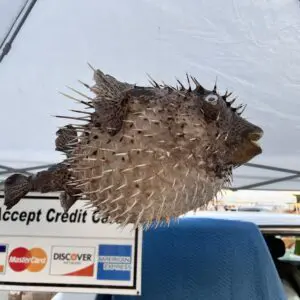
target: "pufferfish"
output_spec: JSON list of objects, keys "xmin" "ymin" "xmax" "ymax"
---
[{"xmin": 4, "ymin": 66, "xmax": 263, "ymax": 229}]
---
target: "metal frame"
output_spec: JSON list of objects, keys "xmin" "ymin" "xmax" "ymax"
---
[
  {"xmin": 230, "ymin": 163, "xmax": 300, "ymax": 191},
  {"xmin": 0, "ymin": 164, "xmax": 53, "ymax": 190},
  {"xmin": 0, "ymin": 162, "xmax": 300, "ymax": 192},
  {"xmin": 0, "ymin": 0, "xmax": 38, "ymax": 63}
]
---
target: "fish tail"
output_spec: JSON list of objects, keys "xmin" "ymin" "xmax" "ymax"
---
[
  {"xmin": 4, "ymin": 174, "xmax": 31, "ymax": 209},
  {"xmin": 59, "ymin": 191, "xmax": 77, "ymax": 212}
]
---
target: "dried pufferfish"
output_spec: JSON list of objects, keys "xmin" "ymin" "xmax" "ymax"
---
[
  {"xmin": 4, "ymin": 65, "xmax": 263, "ymax": 229},
  {"xmin": 60, "ymin": 66, "xmax": 263, "ymax": 228}
]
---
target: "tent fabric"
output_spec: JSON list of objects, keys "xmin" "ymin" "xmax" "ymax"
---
[
  {"xmin": 97, "ymin": 218, "xmax": 286, "ymax": 300},
  {"xmin": 1, "ymin": 0, "xmax": 300, "ymax": 190}
]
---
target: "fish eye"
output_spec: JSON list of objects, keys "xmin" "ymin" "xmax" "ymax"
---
[{"xmin": 204, "ymin": 94, "xmax": 218, "ymax": 105}]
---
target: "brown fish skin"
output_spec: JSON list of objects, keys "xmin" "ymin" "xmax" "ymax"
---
[
  {"xmin": 57, "ymin": 68, "xmax": 264, "ymax": 229},
  {"xmin": 89, "ymin": 69, "xmax": 263, "ymax": 167},
  {"xmin": 55, "ymin": 124, "xmax": 78, "ymax": 157},
  {"xmin": 54, "ymin": 124, "xmax": 81, "ymax": 211},
  {"xmin": 4, "ymin": 174, "xmax": 32, "ymax": 209}
]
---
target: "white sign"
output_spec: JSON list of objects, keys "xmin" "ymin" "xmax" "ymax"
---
[{"xmin": 0, "ymin": 192, "xmax": 142, "ymax": 296}]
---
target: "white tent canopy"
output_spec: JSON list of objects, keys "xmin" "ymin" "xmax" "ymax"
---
[{"xmin": 1, "ymin": 0, "xmax": 300, "ymax": 191}]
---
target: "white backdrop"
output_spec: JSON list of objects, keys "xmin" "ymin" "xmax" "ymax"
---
[{"xmin": 1, "ymin": 0, "xmax": 300, "ymax": 190}]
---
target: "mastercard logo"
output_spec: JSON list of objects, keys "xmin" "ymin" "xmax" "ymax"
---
[{"xmin": 8, "ymin": 247, "xmax": 47, "ymax": 272}]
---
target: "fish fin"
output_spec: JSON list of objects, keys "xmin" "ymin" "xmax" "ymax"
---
[
  {"xmin": 59, "ymin": 192, "xmax": 77, "ymax": 212},
  {"xmin": 4, "ymin": 174, "xmax": 31, "ymax": 209}
]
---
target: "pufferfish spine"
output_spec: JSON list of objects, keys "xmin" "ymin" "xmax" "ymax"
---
[{"xmin": 56, "ymin": 65, "xmax": 263, "ymax": 230}]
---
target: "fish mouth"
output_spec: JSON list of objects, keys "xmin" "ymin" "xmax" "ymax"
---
[
  {"xmin": 231, "ymin": 129, "xmax": 263, "ymax": 165},
  {"xmin": 248, "ymin": 130, "xmax": 263, "ymax": 153},
  {"xmin": 250, "ymin": 139, "xmax": 261, "ymax": 149},
  {"xmin": 248, "ymin": 130, "xmax": 263, "ymax": 144}
]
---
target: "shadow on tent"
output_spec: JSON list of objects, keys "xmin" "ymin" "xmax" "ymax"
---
[{"xmin": 96, "ymin": 217, "xmax": 286, "ymax": 300}]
